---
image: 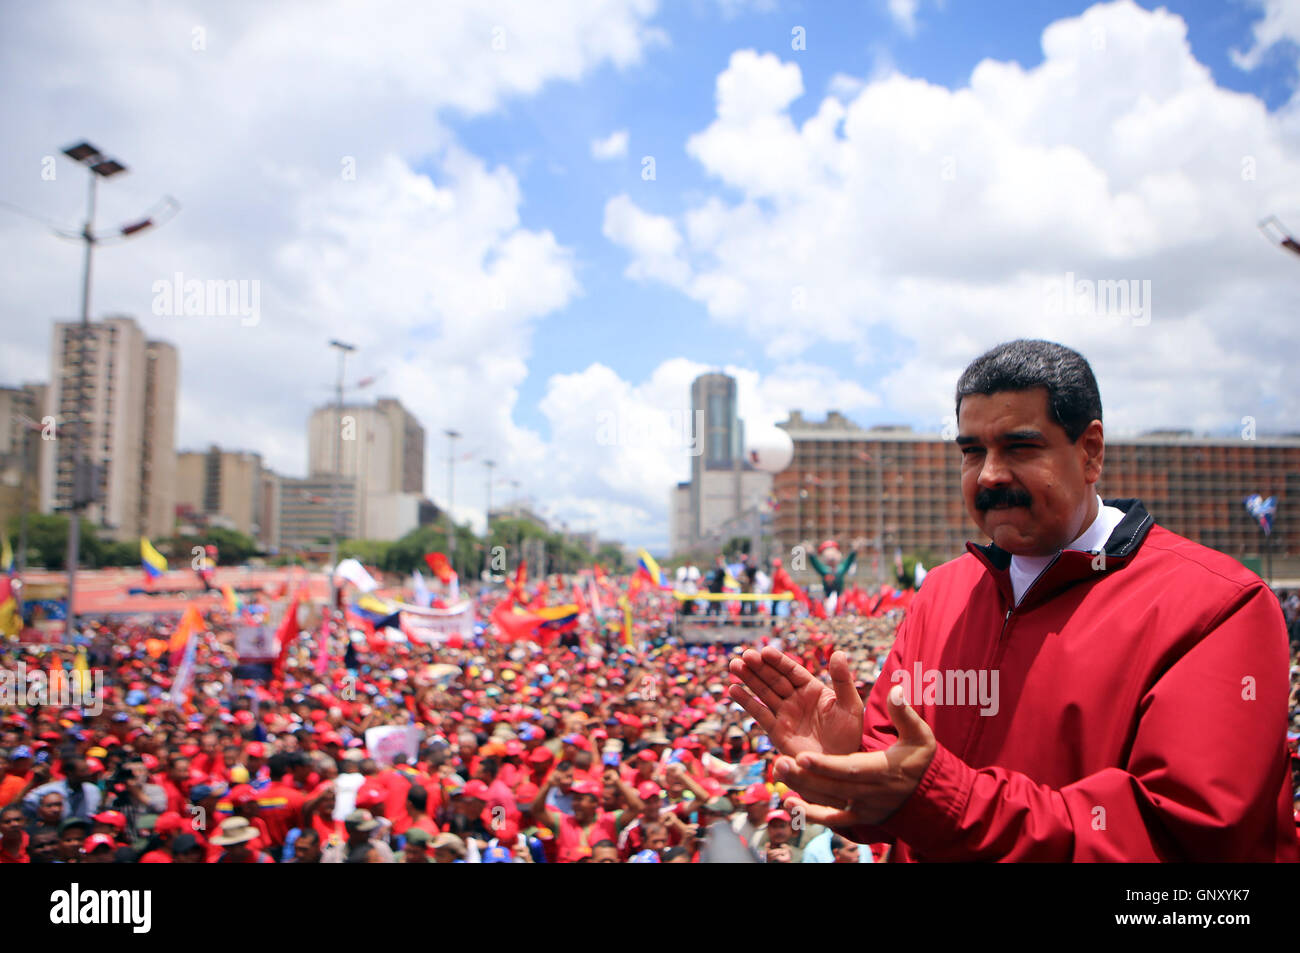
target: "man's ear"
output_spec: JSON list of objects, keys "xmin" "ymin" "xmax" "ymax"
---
[{"xmin": 1079, "ymin": 420, "xmax": 1104, "ymax": 485}]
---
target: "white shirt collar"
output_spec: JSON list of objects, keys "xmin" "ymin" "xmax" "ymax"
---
[{"xmin": 1008, "ymin": 495, "xmax": 1125, "ymax": 605}]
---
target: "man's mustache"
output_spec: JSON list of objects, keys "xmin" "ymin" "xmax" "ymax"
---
[{"xmin": 975, "ymin": 487, "xmax": 1032, "ymax": 511}]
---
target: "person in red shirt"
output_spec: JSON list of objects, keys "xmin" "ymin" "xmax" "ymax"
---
[
  {"xmin": 155, "ymin": 755, "xmax": 192, "ymax": 816},
  {"xmin": 255, "ymin": 754, "xmax": 306, "ymax": 850},
  {"xmin": 0, "ymin": 749, "xmax": 32, "ymax": 809},
  {"xmin": 209, "ymin": 817, "xmax": 275, "ymax": 863},
  {"xmin": 1, "ymin": 805, "xmax": 30, "ymax": 863},
  {"xmin": 138, "ymin": 812, "xmax": 186, "ymax": 863},
  {"xmin": 532, "ymin": 777, "xmax": 618, "ymax": 863},
  {"xmin": 219, "ymin": 785, "xmax": 272, "ymax": 854}
]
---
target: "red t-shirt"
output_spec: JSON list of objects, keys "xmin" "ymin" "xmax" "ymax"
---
[
  {"xmin": 556, "ymin": 812, "xmax": 618, "ymax": 864},
  {"xmin": 0, "ymin": 833, "xmax": 29, "ymax": 864},
  {"xmin": 255, "ymin": 782, "xmax": 305, "ymax": 848},
  {"xmin": 0, "ymin": 774, "xmax": 27, "ymax": 809}
]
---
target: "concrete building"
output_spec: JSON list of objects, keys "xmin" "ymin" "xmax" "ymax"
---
[
  {"xmin": 175, "ymin": 446, "xmax": 267, "ymax": 543},
  {"xmin": 39, "ymin": 315, "xmax": 177, "ymax": 541},
  {"xmin": 277, "ymin": 474, "xmax": 357, "ymax": 550},
  {"xmin": 0, "ymin": 383, "xmax": 46, "ymax": 553},
  {"xmin": 307, "ymin": 397, "xmax": 426, "ymax": 540},
  {"xmin": 772, "ymin": 411, "xmax": 1300, "ymax": 585},
  {"xmin": 669, "ymin": 372, "xmax": 773, "ymax": 556}
]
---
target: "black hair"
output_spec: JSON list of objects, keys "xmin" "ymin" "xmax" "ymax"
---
[
  {"xmin": 295, "ymin": 828, "xmax": 321, "ymax": 847},
  {"xmin": 592, "ymin": 839, "xmax": 617, "ymax": 850},
  {"xmin": 407, "ymin": 784, "xmax": 428, "ymax": 813},
  {"xmin": 955, "ymin": 339, "xmax": 1101, "ymax": 442}
]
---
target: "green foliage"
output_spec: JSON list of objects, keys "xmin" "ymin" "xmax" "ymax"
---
[{"xmin": 163, "ymin": 527, "xmax": 261, "ymax": 566}]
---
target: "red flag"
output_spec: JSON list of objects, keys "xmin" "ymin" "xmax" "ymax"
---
[
  {"xmin": 168, "ymin": 605, "xmax": 205, "ymax": 661},
  {"xmin": 423, "ymin": 552, "xmax": 455, "ymax": 584},
  {"xmin": 573, "ymin": 581, "xmax": 589, "ymax": 616},
  {"xmin": 271, "ymin": 588, "xmax": 304, "ymax": 682}
]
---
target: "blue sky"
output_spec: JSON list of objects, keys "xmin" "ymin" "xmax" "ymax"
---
[
  {"xmin": 2, "ymin": 0, "xmax": 1299, "ymax": 551},
  {"xmin": 452, "ymin": 0, "xmax": 1300, "ymax": 440}
]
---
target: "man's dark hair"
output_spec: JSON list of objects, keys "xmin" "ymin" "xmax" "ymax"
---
[
  {"xmin": 478, "ymin": 756, "xmax": 499, "ymax": 781},
  {"xmin": 407, "ymin": 784, "xmax": 428, "ymax": 813},
  {"xmin": 592, "ymin": 839, "xmax": 617, "ymax": 850},
  {"xmin": 296, "ymin": 828, "xmax": 321, "ymax": 848},
  {"xmin": 955, "ymin": 340, "xmax": 1102, "ymax": 442},
  {"xmin": 829, "ymin": 834, "xmax": 845, "ymax": 851}
]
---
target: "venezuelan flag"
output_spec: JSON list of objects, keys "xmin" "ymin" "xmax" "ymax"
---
[
  {"xmin": 141, "ymin": 538, "xmax": 168, "ymax": 580},
  {"xmin": 534, "ymin": 603, "xmax": 580, "ymax": 634},
  {"xmin": 619, "ymin": 595, "xmax": 633, "ymax": 648},
  {"xmin": 636, "ymin": 548, "xmax": 662, "ymax": 587},
  {"xmin": 351, "ymin": 593, "xmax": 401, "ymax": 629}
]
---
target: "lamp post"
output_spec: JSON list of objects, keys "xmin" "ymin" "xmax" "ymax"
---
[
  {"xmin": 444, "ymin": 429, "xmax": 461, "ymax": 565},
  {"xmin": 58, "ymin": 142, "xmax": 131, "ymax": 644},
  {"xmin": 327, "ymin": 339, "xmax": 356, "ymax": 622}
]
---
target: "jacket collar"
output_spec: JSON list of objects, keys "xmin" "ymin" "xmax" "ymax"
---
[{"xmin": 965, "ymin": 498, "xmax": 1155, "ymax": 612}]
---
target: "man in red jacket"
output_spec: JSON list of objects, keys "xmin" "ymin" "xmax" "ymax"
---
[{"xmin": 731, "ymin": 339, "xmax": 1298, "ymax": 862}]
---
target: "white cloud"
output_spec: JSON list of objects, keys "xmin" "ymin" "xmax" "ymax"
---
[
  {"xmin": 535, "ymin": 358, "xmax": 881, "ymax": 549},
  {"xmin": 1232, "ymin": 0, "xmax": 1300, "ymax": 71},
  {"xmin": 886, "ymin": 0, "xmax": 920, "ymax": 37},
  {"xmin": 590, "ymin": 129, "xmax": 630, "ymax": 160},
  {"xmin": 605, "ymin": 1, "xmax": 1300, "ymax": 440},
  {"xmin": 0, "ymin": 0, "xmax": 664, "ymax": 534},
  {"xmin": 602, "ymin": 193, "xmax": 692, "ymax": 285}
]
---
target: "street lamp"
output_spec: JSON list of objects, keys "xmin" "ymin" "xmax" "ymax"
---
[
  {"xmin": 327, "ymin": 339, "xmax": 356, "ymax": 621},
  {"xmin": 1259, "ymin": 216, "xmax": 1300, "ymax": 258},
  {"xmin": 58, "ymin": 141, "xmax": 175, "ymax": 644}
]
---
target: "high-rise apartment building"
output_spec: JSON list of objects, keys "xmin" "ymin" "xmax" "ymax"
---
[
  {"xmin": 671, "ymin": 372, "xmax": 772, "ymax": 555},
  {"xmin": 38, "ymin": 316, "xmax": 177, "ymax": 541},
  {"xmin": 0, "ymin": 383, "xmax": 46, "ymax": 543},
  {"xmin": 306, "ymin": 397, "xmax": 426, "ymax": 540}
]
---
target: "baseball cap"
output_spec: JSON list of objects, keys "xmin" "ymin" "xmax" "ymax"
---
[
  {"xmin": 404, "ymin": 828, "xmax": 432, "ymax": 847},
  {"xmin": 636, "ymin": 781, "xmax": 666, "ymax": 800},
  {"xmin": 766, "ymin": 809, "xmax": 792, "ymax": 824},
  {"xmin": 92, "ymin": 810, "xmax": 127, "ymax": 831},
  {"xmin": 570, "ymin": 779, "xmax": 601, "ymax": 797},
  {"xmin": 481, "ymin": 845, "xmax": 513, "ymax": 863},
  {"xmin": 601, "ymin": 751, "xmax": 621, "ymax": 768},
  {"xmin": 740, "ymin": 783, "xmax": 770, "ymax": 806},
  {"xmin": 83, "ymin": 834, "xmax": 116, "ymax": 853},
  {"xmin": 461, "ymin": 779, "xmax": 490, "ymax": 800}
]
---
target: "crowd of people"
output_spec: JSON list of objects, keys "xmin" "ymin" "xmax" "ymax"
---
[
  {"xmin": 2, "ymin": 566, "xmax": 1298, "ymax": 865},
  {"xmin": 0, "ymin": 575, "xmax": 909, "ymax": 864}
]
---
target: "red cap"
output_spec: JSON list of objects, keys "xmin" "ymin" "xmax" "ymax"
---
[
  {"xmin": 245, "ymin": 742, "xmax": 267, "ymax": 759},
  {"xmin": 228, "ymin": 785, "xmax": 258, "ymax": 805},
  {"xmin": 636, "ymin": 750, "xmax": 657, "ymax": 763},
  {"xmin": 92, "ymin": 810, "xmax": 127, "ymax": 830},
  {"xmin": 515, "ymin": 782, "xmax": 539, "ymax": 804},
  {"xmin": 155, "ymin": 812, "xmax": 184, "ymax": 835},
  {"xmin": 527, "ymin": 748, "xmax": 554, "ymax": 764},
  {"xmin": 462, "ymin": 780, "xmax": 490, "ymax": 800},
  {"xmin": 766, "ymin": 809, "xmax": 792, "ymax": 824},
  {"xmin": 83, "ymin": 758, "xmax": 104, "ymax": 774},
  {"xmin": 570, "ymin": 779, "xmax": 601, "ymax": 797},
  {"xmin": 83, "ymin": 834, "xmax": 117, "ymax": 853},
  {"xmin": 636, "ymin": 781, "xmax": 665, "ymax": 800},
  {"xmin": 740, "ymin": 783, "xmax": 770, "ymax": 805},
  {"xmin": 356, "ymin": 783, "xmax": 386, "ymax": 809},
  {"xmin": 504, "ymin": 741, "xmax": 524, "ymax": 757}
]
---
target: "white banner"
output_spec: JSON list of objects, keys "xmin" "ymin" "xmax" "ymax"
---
[
  {"xmin": 365, "ymin": 725, "xmax": 421, "ymax": 767},
  {"xmin": 398, "ymin": 600, "xmax": 475, "ymax": 644},
  {"xmin": 235, "ymin": 623, "xmax": 277, "ymax": 662}
]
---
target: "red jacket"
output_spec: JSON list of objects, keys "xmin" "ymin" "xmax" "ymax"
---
[{"xmin": 844, "ymin": 498, "xmax": 1298, "ymax": 862}]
